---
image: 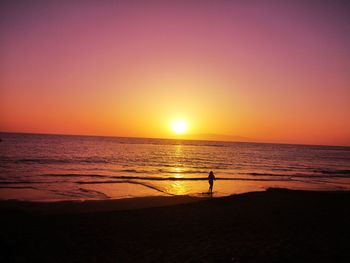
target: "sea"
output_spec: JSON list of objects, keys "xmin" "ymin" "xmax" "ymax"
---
[{"xmin": 0, "ymin": 132, "xmax": 349, "ymax": 201}]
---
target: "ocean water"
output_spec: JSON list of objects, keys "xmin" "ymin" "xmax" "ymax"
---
[{"xmin": 0, "ymin": 132, "xmax": 350, "ymax": 201}]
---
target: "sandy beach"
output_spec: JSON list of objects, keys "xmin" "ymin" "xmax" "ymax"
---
[{"xmin": 1, "ymin": 188, "xmax": 349, "ymax": 262}]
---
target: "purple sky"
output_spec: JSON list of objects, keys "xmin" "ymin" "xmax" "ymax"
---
[{"xmin": 1, "ymin": 0, "xmax": 350, "ymax": 145}]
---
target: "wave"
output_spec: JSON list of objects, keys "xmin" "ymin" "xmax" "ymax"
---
[
  {"xmin": 43, "ymin": 173, "xmax": 214, "ymax": 180},
  {"xmin": 120, "ymin": 169, "xmax": 208, "ymax": 174},
  {"xmin": 2, "ymin": 170, "xmax": 349, "ymax": 186},
  {"xmin": 0, "ymin": 181, "xmax": 46, "ymax": 184},
  {"xmin": 313, "ymin": 169, "xmax": 350, "ymax": 175},
  {"xmin": 121, "ymin": 169, "xmax": 144, "ymax": 173},
  {"xmin": 37, "ymin": 171, "xmax": 350, "ymax": 181},
  {"xmin": 45, "ymin": 173, "xmax": 110, "ymax": 178},
  {"xmin": 72, "ymin": 175, "xmax": 290, "ymax": 182},
  {"xmin": 0, "ymin": 174, "xmax": 290, "ymax": 184},
  {"xmin": 74, "ymin": 178, "xmax": 288, "ymax": 183},
  {"xmin": 43, "ymin": 173, "xmax": 266, "ymax": 181},
  {"xmin": 158, "ymin": 169, "xmax": 208, "ymax": 174},
  {"xmin": 0, "ymin": 185, "xmax": 37, "ymax": 189},
  {"xmin": 246, "ymin": 172, "xmax": 350, "ymax": 178},
  {"xmin": 13, "ymin": 158, "xmax": 110, "ymax": 165}
]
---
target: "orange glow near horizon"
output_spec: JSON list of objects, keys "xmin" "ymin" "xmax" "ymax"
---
[{"xmin": 0, "ymin": 1, "xmax": 350, "ymax": 146}]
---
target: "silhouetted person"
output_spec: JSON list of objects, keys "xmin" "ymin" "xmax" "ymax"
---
[{"xmin": 208, "ymin": 171, "xmax": 215, "ymax": 194}]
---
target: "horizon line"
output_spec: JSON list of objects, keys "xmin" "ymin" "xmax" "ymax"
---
[{"xmin": 0, "ymin": 130, "xmax": 349, "ymax": 148}]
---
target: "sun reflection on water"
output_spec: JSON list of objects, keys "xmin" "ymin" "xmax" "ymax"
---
[
  {"xmin": 172, "ymin": 167, "xmax": 184, "ymax": 178},
  {"xmin": 172, "ymin": 144, "xmax": 185, "ymax": 178},
  {"xmin": 167, "ymin": 181, "xmax": 187, "ymax": 195},
  {"xmin": 167, "ymin": 145, "xmax": 187, "ymax": 194}
]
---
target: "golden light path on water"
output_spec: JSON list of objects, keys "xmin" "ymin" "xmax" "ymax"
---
[{"xmin": 166, "ymin": 145, "xmax": 187, "ymax": 195}]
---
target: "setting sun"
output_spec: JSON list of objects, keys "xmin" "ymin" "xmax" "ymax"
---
[{"xmin": 171, "ymin": 120, "xmax": 188, "ymax": 135}]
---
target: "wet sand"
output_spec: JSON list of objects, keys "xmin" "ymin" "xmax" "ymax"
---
[{"xmin": 1, "ymin": 188, "xmax": 350, "ymax": 262}]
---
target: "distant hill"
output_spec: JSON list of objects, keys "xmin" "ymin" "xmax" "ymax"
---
[{"xmin": 186, "ymin": 133, "xmax": 254, "ymax": 143}]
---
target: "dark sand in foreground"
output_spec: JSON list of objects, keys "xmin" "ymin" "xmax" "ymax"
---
[{"xmin": 1, "ymin": 188, "xmax": 350, "ymax": 262}]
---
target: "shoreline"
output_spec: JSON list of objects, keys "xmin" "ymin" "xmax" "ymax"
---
[
  {"xmin": 0, "ymin": 194, "xmax": 206, "ymax": 215},
  {"xmin": 2, "ymin": 177, "xmax": 349, "ymax": 205},
  {"xmin": 0, "ymin": 187, "xmax": 348, "ymax": 215}
]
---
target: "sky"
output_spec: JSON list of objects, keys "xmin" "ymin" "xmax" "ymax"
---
[{"xmin": 1, "ymin": 0, "xmax": 350, "ymax": 146}]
